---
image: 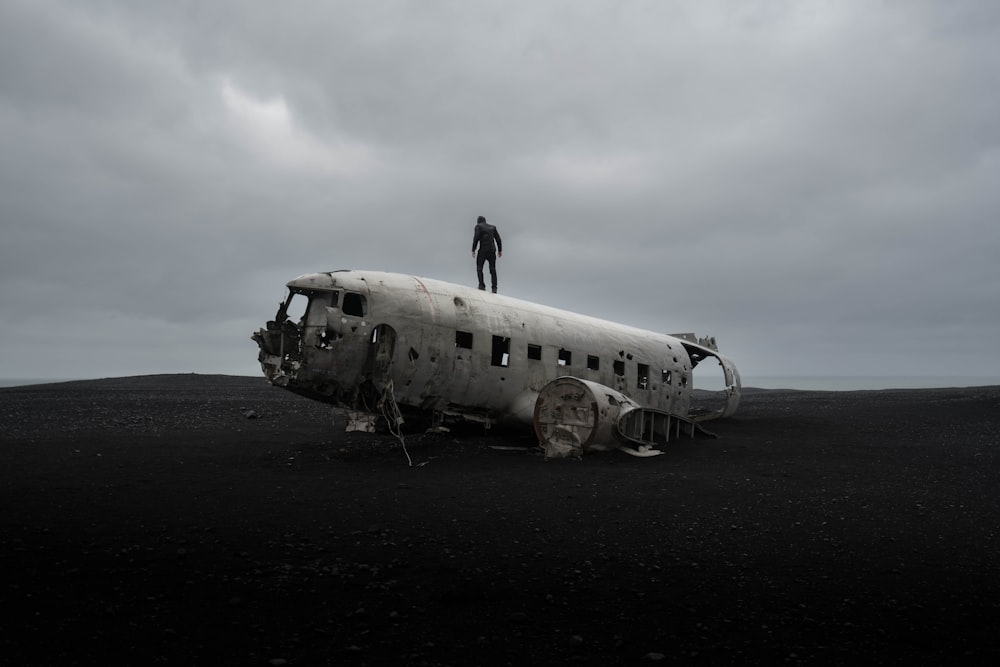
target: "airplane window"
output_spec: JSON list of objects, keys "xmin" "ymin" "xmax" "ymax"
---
[
  {"xmin": 343, "ymin": 292, "xmax": 367, "ymax": 317},
  {"xmin": 456, "ymin": 331, "xmax": 473, "ymax": 349},
  {"xmin": 613, "ymin": 360, "xmax": 625, "ymax": 376},
  {"xmin": 283, "ymin": 292, "xmax": 308, "ymax": 324},
  {"xmin": 491, "ymin": 336, "xmax": 510, "ymax": 367},
  {"xmin": 587, "ymin": 355, "xmax": 599, "ymax": 371},
  {"xmin": 527, "ymin": 344, "xmax": 542, "ymax": 360},
  {"xmin": 637, "ymin": 363, "xmax": 650, "ymax": 389},
  {"xmin": 558, "ymin": 349, "xmax": 571, "ymax": 366},
  {"xmin": 304, "ymin": 292, "xmax": 335, "ymax": 326}
]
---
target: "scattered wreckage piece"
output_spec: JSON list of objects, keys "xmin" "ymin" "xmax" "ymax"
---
[{"xmin": 252, "ymin": 270, "xmax": 740, "ymax": 458}]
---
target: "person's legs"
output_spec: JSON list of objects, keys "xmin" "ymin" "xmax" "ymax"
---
[
  {"xmin": 487, "ymin": 255, "xmax": 498, "ymax": 292},
  {"xmin": 476, "ymin": 253, "xmax": 487, "ymax": 290}
]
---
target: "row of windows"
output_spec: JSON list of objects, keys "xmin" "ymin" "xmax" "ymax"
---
[
  {"xmin": 300, "ymin": 290, "xmax": 689, "ymax": 390},
  {"xmin": 455, "ymin": 330, "xmax": 685, "ymax": 389}
]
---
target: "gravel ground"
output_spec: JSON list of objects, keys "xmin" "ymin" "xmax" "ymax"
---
[{"xmin": 2, "ymin": 374, "xmax": 999, "ymax": 665}]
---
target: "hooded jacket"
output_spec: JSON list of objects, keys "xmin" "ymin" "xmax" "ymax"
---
[{"xmin": 472, "ymin": 221, "xmax": 502, "ymax": 255}]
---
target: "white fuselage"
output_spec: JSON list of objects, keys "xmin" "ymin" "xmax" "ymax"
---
[{"xmin": 252, "ymin": 270, "xmax": 740, "ymax": 426}]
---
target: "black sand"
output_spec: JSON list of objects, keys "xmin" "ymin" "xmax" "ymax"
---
[{"xmin": 2, "ymin": 375, "xmax": 999, "ymax": 665}]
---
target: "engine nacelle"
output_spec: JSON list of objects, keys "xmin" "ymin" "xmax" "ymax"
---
[{"xmin": 533, "ymin": 376, "xmax": 640, "ymax": 458}]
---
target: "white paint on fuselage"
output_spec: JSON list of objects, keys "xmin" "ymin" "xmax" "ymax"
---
[{"xmin": 282, "ymin": 270, "xmax": 739, "ymax": 426}]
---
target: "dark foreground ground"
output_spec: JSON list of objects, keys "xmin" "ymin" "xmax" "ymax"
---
[{"xmin": 2, "ymin": 375, "xmax": 999, "ymax": 666}]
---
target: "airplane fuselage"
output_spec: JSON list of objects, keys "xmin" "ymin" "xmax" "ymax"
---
[{"xmin": 252, "ymin": 270, "xmax": 740, "ymax": 436}]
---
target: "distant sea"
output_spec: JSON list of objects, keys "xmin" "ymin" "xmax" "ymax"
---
[
  {"xmin": 1, "ymin": 376, "xmax": 997, "ymax": 391},
  {"xmin": 725, "ymin": 376, "xmax": 999, "ymax": 391}
]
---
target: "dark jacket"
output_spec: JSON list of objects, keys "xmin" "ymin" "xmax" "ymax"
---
[{"xmin": 472, "ymin": 221, "xmax": 502, "ymax": 255}]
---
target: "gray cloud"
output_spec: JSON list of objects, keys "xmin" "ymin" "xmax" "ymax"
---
[{"xmin": 2, "ymin": 0, "xmax": 998, "ymax": 384}]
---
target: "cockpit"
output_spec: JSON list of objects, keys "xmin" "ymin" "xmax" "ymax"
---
[{"xmin": 251, "ymin": 284, "xmax": 372, "ymax": 395}]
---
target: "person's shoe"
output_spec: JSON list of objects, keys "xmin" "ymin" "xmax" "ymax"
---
[
  {"xmin": 491, "ymin": 287, "xmax": 497, "ymax": 293},
  {"xmin": 478, "ymin": 285, "xmax": 485, "ymax": 291}
]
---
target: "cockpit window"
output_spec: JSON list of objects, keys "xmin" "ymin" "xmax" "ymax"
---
[
  {"xmin": 343, "ymin": 292, "xmax": 367, "ymax": 317},
  {"xmin": 305, "ymin": 292, "xmax": 334, "ymax": 325},
  {"xmin": 280, "ymin": 290, "xmax": 335, "ymax": 326},
  {"xmin": 282, "ymin": 292, "xmax": 308, "ymax": 324}
]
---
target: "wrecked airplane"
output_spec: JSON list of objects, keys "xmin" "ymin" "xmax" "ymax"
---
[{"xmin": 252, "ymin": 270, "xmax": 740, "ymax": 458}]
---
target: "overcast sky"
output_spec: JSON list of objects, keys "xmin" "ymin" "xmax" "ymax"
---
[{"xmin": 2, "ymin": 0, "xmax": 998, "ymax": 385}]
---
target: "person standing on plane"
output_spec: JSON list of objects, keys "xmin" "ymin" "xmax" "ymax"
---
[{"xmin": 471, "ymin": 215, "xmax": 503, "ymax": 293}]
